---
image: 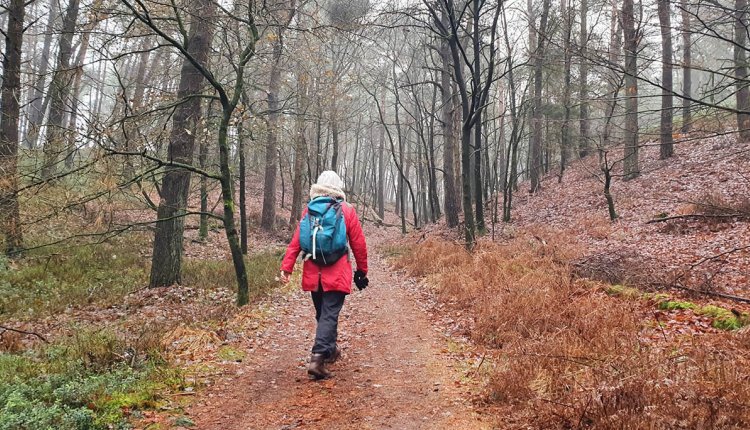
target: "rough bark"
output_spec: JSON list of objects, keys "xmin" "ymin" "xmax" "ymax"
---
[
  {"xmin": 65, "ymin": 2, "xmax": 102, "ymax": 169},
  {"xmin": 0, "ymin": 0, "xmax": 25, "ymax": 255},
  {"xmin": 681, "ymin": 0, "xmax": 691, "ymax": 133},
  {"xmin": 439, "ymin": 9, "xmax": 459, "ymax": 228},
  {"xmin": 472, "ymin": 0, "xmax": 485, "ymax": 233},
  {"xmin": 658, "ymin": 0, "xmax": 674, "ymax": 159},
  {"xmin": 377, "ymin": 93, "xmax": 386, "ymax": 220},
  {"xmin": 735, "ymin": 0, "xmax": 750, "ymax": 142},
  {"xmin": 149, "ymin": 0, "xmax": 214, "ymax": 287},
  {"xmin": 560, "ymin": 0, "xmax": 572, "ymax": 178},
  {"xmin": 41, "ymin": 0, "xmax": 80, "ymax": 179},
  {"xmin": 530, "ymin": 0, "xmax": 550, "ymax": 193},
  {"xmin": 290, "ymin": 70, "xmax": 308, "ymax": 226},
  {"xmin": 238, "ymin": 119, "xmax": 248, "ymax": 254},
  {"xmin": 578, "ymin": 0, "xmax": 590, "ymax": 158},
  {"xmin": 24, "ymin": 0, "xmax": 58, "ymax": 149},
  {"xmin": 622, "ymin": 0, "xmax": 640, "ymax": 180},
  {"xmin": 260, "ymin": 30, "xmax": 283, "ymax": 230}
]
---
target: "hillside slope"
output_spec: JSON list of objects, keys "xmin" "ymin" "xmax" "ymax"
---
[{"xmin": 509, "ymin": 136, "xmax": 750, "ymax": 297}]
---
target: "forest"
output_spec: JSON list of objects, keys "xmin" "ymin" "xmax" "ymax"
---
[{"xmin": 0, "ymin": 0, "xmax": 749, "ymax": 428}]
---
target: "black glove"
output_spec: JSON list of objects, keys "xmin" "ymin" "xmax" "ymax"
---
[{"xmin": 354, "ymin": 270, "xmax": 369, "ymax": 290}]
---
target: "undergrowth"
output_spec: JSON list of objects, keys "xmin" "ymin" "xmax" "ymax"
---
[
  {"xmin": 0, "ymin": 235, "xmax": 149, "ymax": 320},
  {"xmin": 0, "ymin": 235, "xmax": 285, "ymax": 429},
  {"xmin": 396, "ymin": 230, "xmax": 750, "ymax": 428},
  {"xmin": 0, "ymin": 327, "xmax": 179, "ymax": 430}
]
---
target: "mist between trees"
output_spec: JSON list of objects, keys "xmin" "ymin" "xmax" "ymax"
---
[{"xmin": 1, "ymin": 0, "xmax": 748, "ymax": 304}]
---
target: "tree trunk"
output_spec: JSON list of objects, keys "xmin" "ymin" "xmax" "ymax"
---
[
  {"xmin": 560, "ymin": 0, "xmax": 572, "ymax": 178},
  {"xmin": 124, "ymin": 36, "xmax": 153, "ymax": 176},
  {"xmin": 238, "ymin": 119, "xmax": 248, "ymax": 254},
  {"xmin": 199, "ymin": 102, "xmax": 213, "ymax": 241},
  {"xmin": 377, "ymin": 94, "xmax": 386, "ymax": 220},
  {"xmin": 330, "ymin": 102, "xmax": 339, "ymax": 171},
  {"xmin": 578, "ymin": 0, "xmax": 590, "ymax": 158},
  {"xmin": 622, "ymin": 0, "xmax": 640, "ymax": 180},
  {"xmin": 530, "ymin": 0, "xmax": 550, "ymax": 193},
  {"xmin": 261, "ymin": 29, "xmax": 284, "ymax": 230},
  {"xmin": 0, "ymin": 0, "xmax": 25, "ymax": 255},
  {"xmin": 472, "ymin": 0, "xmax": 485, "ymax": 233},
  {"xmin": 427, "ymin": 84, "xmax": 441, "ymax": 222},
  {"xmin": 439, "ymin": 12, "xmax": 459, "ymax": 228},
  {"xmin": 149, "ymin": 0, "xmax": 214, "ymax": 287},
  {"xmin": 658, "ymin": 0, "xmax": 674, "ymax": 159},
  {"xmin": 681, "ymin": 0, "xmax": 691, "ymax": 133},
  {"xmin": 64, "ymin": 2, "xmax": 101, "ymax": 170},
  {"xmin": 290, "ymin": 70, "xmax": 308, "ymax": 226},
  {"xmin": 603, "ymin": 0, "xmax": 622, "ymax": 149},
  {"xmin": 41, "ymin": 0, "xmax": 79, "ymax": 179},
  {"xmin": 735, "ymin": 0, "xmax": 750, "ymax": 142},
  {"xmin": 24, "ymin": 0, "xmax": 58, "ymax": 149}
]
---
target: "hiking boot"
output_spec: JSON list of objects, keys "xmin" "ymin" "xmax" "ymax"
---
[
  {"xmin": 325, "ymin": 346, "xmax": 341, "ymax": 364},
  {"xmin": 307, "ymin": 353, "xmax": 331, "ymax": 380}
]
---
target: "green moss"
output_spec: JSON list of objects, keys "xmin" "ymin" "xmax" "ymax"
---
[
  {"xmin": 696, "ymin": 306, "xmax": 749, "ymax": 331},
  {"xmin": 657, "ymin": 300, "xmax": 697, "ymax": 311},
  {"xmin": 217, "ymin": 346, "xmax": 245, "ymax": 362},
  {"xmin": 697, "ymin": 305, "xmax": 729, "ymax": 318},
  {"xmin": 712, "ymin": 316, "xmax": 743, "ymax": 331}
]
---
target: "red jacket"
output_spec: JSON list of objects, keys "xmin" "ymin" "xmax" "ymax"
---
[{"xmin": 281, "ymin": 202, "xmax": 368, "ymax": 294}]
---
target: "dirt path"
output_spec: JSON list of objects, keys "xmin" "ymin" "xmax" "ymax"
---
[{"xmin": 182, "ymin": 252, "xmax": 488, "ymax": 430}]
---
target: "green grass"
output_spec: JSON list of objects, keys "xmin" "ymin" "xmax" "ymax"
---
[
  {"xmin": 182, "ymin": 249, "xmax": 284, "ymax": 298},
  {"xmin": 0, "ymin": 236, "xmax": 287, "ymax": 428},
  {"xmin": 0, "ymin": 235, "xmax": 149, "ymax": 320},
  {"xmin": 0, "ymin": 327, "xmax": 180, "ymax": 430}
]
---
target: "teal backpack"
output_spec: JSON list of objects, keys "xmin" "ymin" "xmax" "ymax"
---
[{"xmin": 299, "ymin": 197, "xmax": 348, "ymax": 266}]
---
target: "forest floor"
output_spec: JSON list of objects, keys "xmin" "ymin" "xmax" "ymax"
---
[{"xmin": 139, "ymin": 248, "xmax": 490, "ymax": 430}]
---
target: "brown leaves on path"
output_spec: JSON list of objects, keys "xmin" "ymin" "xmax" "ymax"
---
[{"xmin": 170, "ymin": 253, "xmax": 488, "ymax": 430}]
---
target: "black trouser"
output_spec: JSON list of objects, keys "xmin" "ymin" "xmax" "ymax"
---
[{"xmin": 311, "ymin": 288, "xmax": 346, "ymax": 358}]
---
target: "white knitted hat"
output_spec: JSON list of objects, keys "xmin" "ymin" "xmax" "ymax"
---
[{"xmin": 310, "ymin": 171, "xmax": 346, "ymax": 200}]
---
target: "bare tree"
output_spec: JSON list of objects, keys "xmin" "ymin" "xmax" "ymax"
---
[
  {"xmin": 148, "ymin": 0, "xmax": 216, "ymax": 288},
  {"xmin": 530, "ymin": 0, "xmax": 551, "ymax": 192},
  {"xmin": 261, "ymin": 0, "xmax": 296, "ymax": 231},
  {"xmin": 438, "ymin": 9, "xmax": 460, "ymax": 228},
  {"xmin": 41, "ymin": 0, "xmax": 80, "ymax": 179},
  {"xmin": 578, "ymin": 0, "xmax": 590, "ymax": 158},
  {"xmin": 0, "ymin": 0, "xmax": 25, "ymax": 255},
  {"xmin": 621, "ymin": 0, "xmax": 639, "ymax": 180},
  {"xmin": 680, "ymin": 0, "xmax": 691, "ymax": 133},
  {"xmin": 735, "ymin": 0, "xmax": 750, "ymax": 142},
  {"xmin": 658, "ymin": 0, "xmax": 674, "ymax": 159},
  {"xmin": 24, "ymin": 0, "xmax": 59, "ymax": 149}
]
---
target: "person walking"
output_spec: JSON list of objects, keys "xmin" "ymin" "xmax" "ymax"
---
[{"xmin": 280, "ymin": 171, "xmax": 369, "ymax": 379}]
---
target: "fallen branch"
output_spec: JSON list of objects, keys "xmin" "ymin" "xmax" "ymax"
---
[
  {"xmin": 0, "ymin": 325, "xmax": 49, "ymax": 343},
  {"xmin": 651, "ymin": 283, "xmax": 750, "ymax": 304},
  {"xmin": 646, "ymin": 213, "xmax": 746, "ymax": 224}
]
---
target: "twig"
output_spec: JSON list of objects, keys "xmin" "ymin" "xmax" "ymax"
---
[
  {"xmin": 652, "ymin": 312, "xmax": 669, "ymax": 342},
  {"xmin": 0, "ymin": 325, "xmax": 49, "ymax": 343},
  {"xmin": 652, "ymin": 282, "xmax": 750, "ymax": 304},
  {"xmin": 471, "ymin": 352, "xmax": 487, "ymax": 378},
  {"xmin": 646, "ymin": 213, "xmax": 746, "ymax": 224}
]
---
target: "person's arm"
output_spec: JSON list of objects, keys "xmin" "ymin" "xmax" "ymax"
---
[
  {"xmin": 345, "ymin": 206, "xmax": 368, "ymax": 274},
  {"xmin": 280, "ymin": 215, "xmax": 304, "ymax": 280}
]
